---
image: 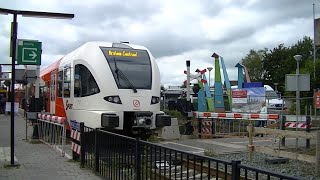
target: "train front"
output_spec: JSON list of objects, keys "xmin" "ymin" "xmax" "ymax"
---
[{"xmin": 99, "ymin": 43, "xmax": 171, "ymax": 137}]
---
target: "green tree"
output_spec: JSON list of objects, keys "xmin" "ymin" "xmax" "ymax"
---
[{"xmin": 241, "ymin": 48, "xmax": 267, "ymax": 82}]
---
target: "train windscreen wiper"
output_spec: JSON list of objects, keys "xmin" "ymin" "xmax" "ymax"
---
[{"xmin": 114, "ymin": 58, "xmax": 137, "ymax": 93}]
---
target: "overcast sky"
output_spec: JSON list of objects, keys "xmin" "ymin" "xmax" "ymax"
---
[{"xmin": 0, "ymin": 0, "xmax": 317, "ymax": 87}]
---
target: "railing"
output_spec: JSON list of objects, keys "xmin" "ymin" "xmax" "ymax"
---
[
  {"xmin": 80, "ymin": 125, "xmax": 300, "ymax": 180},
  {"xmin": 37, "ymin": 113, "xmax": 67, "ymax": 157}
]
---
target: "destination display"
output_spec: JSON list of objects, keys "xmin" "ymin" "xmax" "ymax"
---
[{"xmin": 108, "ymin": 50, "xmax": 138, "ymax": 57}]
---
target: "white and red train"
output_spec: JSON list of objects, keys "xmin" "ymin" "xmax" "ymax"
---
[{"xmin": 40, "ymin": 42, "xmax": 171, "ymax": 138}]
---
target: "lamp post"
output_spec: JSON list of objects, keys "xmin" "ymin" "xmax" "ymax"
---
[
  {"xmin": 0, "ymin": 8, "xmax": 74, "ymax": 166},
  {"xmin": 294, "ymin": 54, "xmax": 302, "ymax": 151},
  {"xmin": 207, "ymin": 67, "xmax": 213, "ymax": 88}
]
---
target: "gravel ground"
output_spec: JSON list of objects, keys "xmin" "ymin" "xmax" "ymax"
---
[{"xmin": 214, "ymin": 152, "xmax": 319, "ymax": 180}]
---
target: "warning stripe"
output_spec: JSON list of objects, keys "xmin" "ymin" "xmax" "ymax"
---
[
  {"xmin": 202, "ymin": 121, "xmax": 212, "ymax": 126},
  {"xmin": 71, "ymin": 130, "xmax": 81, "ymax": 142},
  {"xmin": 194, "ymin": 112, "xmax": 278, "ymax": 120},
  {"xmin": 71, "ymin": 142, "xmax": 81, "ymax": 155},
  {"xmin": 202, "ymin": 128, "xmax": 212, "ymax": 134},
  {"xmin": 37, "ymin": 113, "xmax": 66, "ymax": 124},
  {"xmin": 285, "ymin": 122, "xmax": 311, "ymax": 129}
]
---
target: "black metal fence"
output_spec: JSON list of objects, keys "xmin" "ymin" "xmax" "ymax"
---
[{"xmin": 80, "ymin": 125, "xmax": 301, "ymax": 180}]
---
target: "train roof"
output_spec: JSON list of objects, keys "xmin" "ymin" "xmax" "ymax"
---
[{"xmin": 40, "ymin": 41, "xmax": 150, "ymax": 76}]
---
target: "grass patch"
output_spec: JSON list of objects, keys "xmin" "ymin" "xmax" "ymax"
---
[{"xmin": 204, "ymin": 148, "xmax": 219, "ymax": 157}]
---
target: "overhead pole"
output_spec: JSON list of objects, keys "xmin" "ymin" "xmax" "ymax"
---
[
  {"xmin": 313, "ymin": 4, "xmax": 316, "ymax": 86},
  {"xmin": 0, "ymin": 8, "xmax": 74, "ymax": 166}
]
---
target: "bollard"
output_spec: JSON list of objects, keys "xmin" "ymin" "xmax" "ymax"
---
[
  {"xmin": 94, "ymin": 129, "xmax": 100, "ymax": 173},
  {"xmin": 198, "ymin": 118, "xmax": 202, "ymax": 139},
  {"xmin": 247, "ymin": 124, "xmax": 254, "ymax": 162},
  {"xmin": 306, "ymin": 115, "xmax": 311, "ymax": 149},
  {"xmin": 281, "ymin": 115, "xmax": 286, "ymax": 146},
  {"xmin": 80, "ymin": 122, "xmax": 85, "ymax": 168}
]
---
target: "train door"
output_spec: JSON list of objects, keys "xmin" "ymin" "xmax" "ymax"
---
[{"xmin": 50, "ymin": 70, "xmax": 56, "ymax": 114}]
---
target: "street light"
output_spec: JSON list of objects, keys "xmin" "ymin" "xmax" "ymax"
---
[
  {"xmin": 294, "ymin": 55, "xmax": 302, "ymax": 116},
  {"xmin": 294, "ymin": 54, "xmax": 302, "ymax": 151},
  {"xmin": 0, "ymin": 7, "xmax": 74, "ymax": 166},
  {"xmin": 207, "ymin": 67, "xmax": 213, "ymax": 88}
]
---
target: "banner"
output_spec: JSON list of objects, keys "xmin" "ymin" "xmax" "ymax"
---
[{"xmin": 232, "ymin": 87, "xmax": 265, "ymax": 113}]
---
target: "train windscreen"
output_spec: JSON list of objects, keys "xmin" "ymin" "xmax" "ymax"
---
[{"xmin": 100, "ymin": 47, "xmax": 152, "ymax": 90}]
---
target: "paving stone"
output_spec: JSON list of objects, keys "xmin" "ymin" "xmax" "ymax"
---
[{"xmin": 0, "ymin": 111, "xmax": 103, "ymax": 179}]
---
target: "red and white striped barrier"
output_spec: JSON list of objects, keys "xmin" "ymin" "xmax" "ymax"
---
[
  {"xmin": 37, "ymin": 113, "xmax": 66, "ymax": 157},
  {"xmin": 285, "ymin": 122, "xmax": 311, "ymax": 129},
  {"xmin": 37, "ymin": 113, "xmax": 67, "ymax": 124},
  {"xmin": 193, "ymin": 112, "xmax": 279, "ymax": 120},
  {"xmin": 71, "ymin": 129, "xmax": 81, "ymax": 155},
  {"xmin": 202, "ymin": 121, "xmax": 213, "ymax": 126},
  {"xmin": 201, "ymin": 121, "xmax": 213, "ymax": 134},
  {"xmin": 71, "ymin": 129, "xmax": 81, "ymax": 142},
  {"xmin": 71, "ymin": 141, "xmax": 81, "ymax": 154}
]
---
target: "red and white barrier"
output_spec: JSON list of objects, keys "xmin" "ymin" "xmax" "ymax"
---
[
  {"xmin": 37, "ymin": 113, "xmax": 67, "ymax": 124},
  {"xmin": 201, "ymin": 121, "xmax": 213, "ymax": 134},
  {"xmin": 70, "ymin": 129, "xmax": 81, "ymax": 155},
  {"xmin": 193, "ymin": 112, "xmax": 279, "ymax": 120},
  {"xmin": 37, "ymin": 113, "xmax": 66, "ymax": 157},
  {"xmin": 71, "ymin": 141, "xmax": 81, "ymax": 154},
  {"xmin": 285, "ymin": 122, "xmax": 311, "ymax": 129},
  {"xmin": 71, "ymin": 129, "xmax": 80, "ymax": 142}
]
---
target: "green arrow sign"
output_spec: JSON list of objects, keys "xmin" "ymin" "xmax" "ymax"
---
[{"xmin": 17, "ymin": 40, "xmax": 42, "ymax": 65}]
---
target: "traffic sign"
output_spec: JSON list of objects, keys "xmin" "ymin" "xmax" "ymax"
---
[{"xmin": 17, "ymin": 40, "xmax": 42, "ymax": 65}]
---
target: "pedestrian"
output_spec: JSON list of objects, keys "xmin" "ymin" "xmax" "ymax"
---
[
  {"xmin": 256, "ymin": 101, "xmax": 267, "ymax": 127},
  {"xmin": 0, "ymin": 94, "xmax": 6, "ymax": 114}
]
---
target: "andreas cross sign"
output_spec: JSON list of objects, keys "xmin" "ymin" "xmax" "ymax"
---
[{"xmin": 17, "ymin": 39, "xmax": 42, "ymax": 65}]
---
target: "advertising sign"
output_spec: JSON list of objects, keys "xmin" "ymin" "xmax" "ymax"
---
[
  {"xmin": 232, "ymin": 89, "xmax": 247, "ymax": 103},
  {"xmin": 315, "ymin": 92, "xmax": 320, "ymax": 109},
  {"xmin": 232, "ymin": 87, "xmax": 265, "ymax": 113}
]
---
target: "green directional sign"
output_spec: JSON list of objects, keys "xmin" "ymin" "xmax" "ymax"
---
[{"xmin": 17, "ymin": 40, "xmax": 42, "ymax": 65}]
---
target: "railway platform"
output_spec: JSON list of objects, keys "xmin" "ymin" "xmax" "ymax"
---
[{"xmin": 0, "ymin": 109, "xmax": 102, "ymax": 180}]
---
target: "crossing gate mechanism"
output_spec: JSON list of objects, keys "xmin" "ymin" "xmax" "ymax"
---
[{"xmin": 37, "ymin": 114, "xmax": 67, "ymax": 157}]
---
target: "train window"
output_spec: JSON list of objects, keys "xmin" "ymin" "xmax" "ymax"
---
[
  {"xmin": 100, "ymin": 47, "xmax": 152, "ymax": 90},
  {"xmin": 64, "ymin": 67, "xmax": 71, "ymax": 98},
  {"xmin": 74, "ymin": 64, "xmax": 100, "ymax": 97},
  {"xmin": 58, "ymin": 71, "xmax": 63, "ymax": 97}
]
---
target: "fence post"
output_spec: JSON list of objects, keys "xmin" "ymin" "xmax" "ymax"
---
[
  {"xmin": 95, "ymin": 129, "xmax": 100, "ymax": 173},
  {"xmin": 135, "ymin": 138, "xmax": 141, "ymax": 180},
  {"xmin": 281, "ymin": 115, "xmax": 286, "ymax": 146},
  {"xmin": 211, "ymin": 118, "xmax": 215, "ymax": 136},
  {"xmin": 80, "ymin": 122, "xmax": 85, "ymax": 168},
  {"xmin": 306, "ymin": 115, "xmax": 311, "ymax": 149},
  {"xmin": 316, "ymin": 131, "xmax": 320, "ymax": 176},
  {"xmin": 231, "ymin": 160, "xmax": 241, "ymax": 180},
  {"xmin": 247, "ymin": 124, "xmax": 254, "ymax": 162}
]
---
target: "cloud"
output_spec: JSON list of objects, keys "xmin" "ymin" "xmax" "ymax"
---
[{"xmin": 0, "ymin": 0, "xmax": 317, "ymax": 86}]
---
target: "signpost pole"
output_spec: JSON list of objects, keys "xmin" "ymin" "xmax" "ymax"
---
[{"xmin": 10, "ymin": 13, "xmax": 17, "ymax": 165}]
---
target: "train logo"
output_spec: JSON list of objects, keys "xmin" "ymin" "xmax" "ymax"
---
[{"xmin": 133, "ymin": 100, "xmax": 140, "ymax": 108}]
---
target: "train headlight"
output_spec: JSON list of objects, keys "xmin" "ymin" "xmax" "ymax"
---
[
  {"xmin": 104, "ymin": 96, "xmax": 122, "ymax": 104},
  {"xmin": 151, "ymin": 96, "xmax": 160, "ymax": 104}
]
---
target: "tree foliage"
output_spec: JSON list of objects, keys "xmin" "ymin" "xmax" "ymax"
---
[
  {"xmin": 241, "ymin": 36, "xmax": 319, "ymax": 95},
  {"xmin": 241, "ymin": 49, "xmax": 267, "ymax": 82}
]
